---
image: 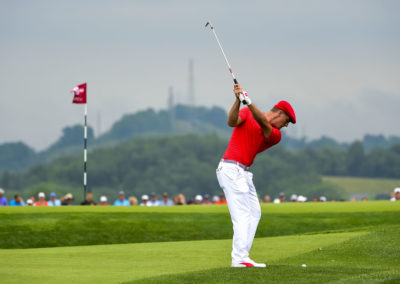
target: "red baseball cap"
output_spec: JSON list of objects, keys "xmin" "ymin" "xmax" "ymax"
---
[{"xmin": 274, "ymin": 101, "xmax": 296, "ymax": 124}]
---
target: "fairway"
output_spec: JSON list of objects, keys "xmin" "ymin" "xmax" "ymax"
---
[
  {"xmin": 323, "ymin": 176, "xmax": 400, "ymax": 200},
  {"xmin": 0, "ymin": 232, "xmax": 365, "ymax": 284},
  {"xmin": 1, "ymin": 202, "xmax": 399, "ymax": 283}
]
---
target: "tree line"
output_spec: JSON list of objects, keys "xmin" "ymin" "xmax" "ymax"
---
[
  {"xmin": 303, "ymin": 141, "xmax": 400, "ymax": 178},
  {"xmin": 0, "ymin": 134, "xmax": 340, "ymax": 201},
  {"xmin": 2, "ymin": 133, "xmax": 400, "ymax": 202}
]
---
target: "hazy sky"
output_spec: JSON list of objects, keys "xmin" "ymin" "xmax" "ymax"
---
[{"xmin": 1, "ymin": 0, "xmax": 399, "ymax": 151}]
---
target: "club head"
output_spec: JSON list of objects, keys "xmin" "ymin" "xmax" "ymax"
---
[{"xmin": 205, "ymin": 21, "xmax": 213, "ymax": 29}]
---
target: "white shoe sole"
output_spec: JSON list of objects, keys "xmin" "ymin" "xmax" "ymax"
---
[
  {"xmin": 252, "ymin": 263, "xmax": 266, "ymax": 268},
  {"xmin": 232, "ymin": 261, "xmax": 267, "ymax": 268},
  {"xmin": 231, "ymin": 263, "xmax": 248, "ymax": 267}
]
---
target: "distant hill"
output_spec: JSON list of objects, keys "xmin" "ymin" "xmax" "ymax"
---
[
  {"xmin": 0, "ymin": 104, "xmax": 399, "ymax": 174},
  {"xmin": 96, "ymin": 105, "xmax": 231, "ymax": 146},
  {"xmin": 0, "ymin": 142, "xmax": 36, "ymax": 173},
  {"xmin": 0, "ymin": 105, "xmax": 232, "ymax": 173}
]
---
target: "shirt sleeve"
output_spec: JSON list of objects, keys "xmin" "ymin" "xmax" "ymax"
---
[
  {"xmin": 266, "ymin": 127, "xmax": 281, "ymax": 145},
  {"xmin": 239, "ymin": 107, "xmax": 250, "ymax": 122}
]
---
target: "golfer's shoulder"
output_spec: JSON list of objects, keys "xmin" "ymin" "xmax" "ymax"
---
[{"xmin": 266, "ymin": 127, "xmax": 281, "ymax": 144}]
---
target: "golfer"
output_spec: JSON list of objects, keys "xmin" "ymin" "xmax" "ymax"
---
[{"xmin": 216, "ymin": 84, "xmax": 296, "ymax": 267}]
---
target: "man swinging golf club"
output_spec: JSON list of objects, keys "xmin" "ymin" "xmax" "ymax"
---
[
  {"xmin": 205, "ymin": 21, "xmax": 296, "ymax": 267},
  {"xmin": 216, "ymin": 84, "xmax": 296, "ymax": 267}
]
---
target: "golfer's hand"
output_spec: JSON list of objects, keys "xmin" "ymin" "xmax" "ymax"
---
[
  {"xmin": 239, "ymin": 91, "xmax": 252, "ymax": 106},
  {"xmin": 234, "ymin": 84, "xmax": 243, "ymax": 100},
  {"xmin": 234, "ymin": 84, "xmax": 251, "ymax": 105}
]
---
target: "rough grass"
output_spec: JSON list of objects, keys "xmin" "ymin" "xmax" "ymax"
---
[{"xmin": 0, "ymin": 202, "xmax": 399, "ymax": 249}]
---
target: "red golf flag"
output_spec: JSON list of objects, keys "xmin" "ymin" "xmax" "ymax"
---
[{"xmin": 72, "ymin": 83, "xmax": 87, "ymax": 104}]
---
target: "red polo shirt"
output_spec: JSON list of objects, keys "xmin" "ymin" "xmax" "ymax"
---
[{"xmin": 222, "ymin": 107, "xmax": 281, "ymax": 166}]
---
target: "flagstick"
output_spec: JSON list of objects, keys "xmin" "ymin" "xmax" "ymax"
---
[{"xmin": 83, "ymin": 103, "xmax": 88, "ymax": 200}]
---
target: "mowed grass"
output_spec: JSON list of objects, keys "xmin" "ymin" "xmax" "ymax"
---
[
  {"xmin": 0, "ymin": 201, "xmax": 399, "ymax": 283},
  {"xmin": 323, "ymin": 175, "xmax": 400, "ymax": 199},
  {"xmin": 0, "ymin": 231, "xmax": 370, "ymax": 284},
  {"xmin": 127, "ymin": 227, "xmax": 400, "ymax": 284}
]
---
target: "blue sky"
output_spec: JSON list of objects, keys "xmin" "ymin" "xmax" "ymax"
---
[{"xmin": 1, "ymin": 0, "xmax": 399, "ymax": 150}]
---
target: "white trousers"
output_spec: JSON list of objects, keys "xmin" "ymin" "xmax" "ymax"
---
[{"xmin": 216, "ymin": 161, "xmax": 261, "ymax": 263}]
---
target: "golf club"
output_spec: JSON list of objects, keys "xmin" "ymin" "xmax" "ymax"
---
[{"xmin": 205, "ymin": 21, "xmax": 249, "ymax": 104}]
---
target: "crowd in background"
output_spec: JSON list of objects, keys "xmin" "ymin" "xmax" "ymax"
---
[{"xmin": 0, "ymin": 187, "xmax": 399, "ymax": 207}]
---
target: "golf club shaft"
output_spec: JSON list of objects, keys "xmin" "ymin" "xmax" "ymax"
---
[{"xmin": 206, "ymin": 22, "xmax": 238, "ymax": 84}]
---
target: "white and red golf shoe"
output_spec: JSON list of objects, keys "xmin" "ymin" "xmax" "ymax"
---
[{"xmin": 231, "ymin": 258, "xmax": 266, "ymax": 268}]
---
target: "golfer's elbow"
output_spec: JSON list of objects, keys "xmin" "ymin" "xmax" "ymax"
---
[
  {"xmin": 227, "ymin": 117, "xmax": 241, "ymax": 127},
  {"xmin": 262, "ymin": 124, "xmax": 272, "ymax": 138},
  {"xmin": 227, "ymin": 120, "xmax": 236, "ymax": 127}
]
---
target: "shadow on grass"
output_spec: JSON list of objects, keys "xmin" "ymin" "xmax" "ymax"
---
[{"xmin": 124, "ymin": 265, "xmax": 377, "ymax": 284}]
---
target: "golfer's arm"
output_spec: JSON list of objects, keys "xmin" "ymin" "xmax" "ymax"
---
[
  {"xmin": 227, "ymin": 98, "xmax": 242, "ymax": 127},
  {"xmin": 248, "ymin": 104, "xmax": 272, "ymax": 137}
]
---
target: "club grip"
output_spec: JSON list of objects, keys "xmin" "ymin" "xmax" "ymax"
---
[{"xmin": 233, "ymin": 78, "xmax": 238, "ymax": 84}]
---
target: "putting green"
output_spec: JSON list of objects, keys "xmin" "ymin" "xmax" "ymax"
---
[{"xmin": 0, "ymin": 231, "xmax": 365, "ymax": 284}]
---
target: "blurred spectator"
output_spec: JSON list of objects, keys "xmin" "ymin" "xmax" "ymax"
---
[
  {"xmin": 99, "ymin": 196, "xmax": 109, "ymax": 206},
  {"xmin": 273, "ymin": 198, "xmax": 280, "ymax": 203},
  {"xmin": 220, "ymin": 194, "xmax": 227, "ymax": 204},
  {"xmin": 212, "ymin": 195, "xmax": 220, "ymax": 204},
  {"xmin": 279, "ymin": 192, "xmax": 286, "ymax": 203},
  {"xmin": 297, "ymin": 195, "xmax": 307, "ymax": 202},
  {"xmin": 194, "ymin": 195, "xmax": 203, "ymax": 204},
  {"xmin": 9, "ymin": 194, "xmax": 25, "ymax": 206},
  {"xmin": 148, "ymin": 192, "xmax": 160, "ymax": 206},
  {"xmin": 159, "ymin": 192, "xmax": 174, "ymax": 206},
  {"xmin": 263, "ymin": 195, "xmax": 271, "ymax": 203},
  {"xmin": 35, "ymin": 192, "xmax": 48, "ymax": 206},
  {"xmin": 395, "ymin": 188, "xmax": 400, "ymax": 200},
  {"xmin": 48, "ymin": 192, "xmax": 61, "ymax": 206},
  {"xmin": 27, "ymin": 199, "xmax": 34, "ymax": 206},
  {"xmin": 28, "ymin": 195, "xmax": 36, "ymax": 204},
  {"xmin": 129, "ymin": 196, "xmax": 138, "ymax": 206},
  {"xmin": 214, "ymin": 194, "xmax": 227, "ymax": 205},
  {"xmin": 61, "ymin": 193, "xmax": 75, "ymax": 205},
  {"xmin": 174, "ymin": 193, "xmax": 186, "ymax": 205},
  {"xmin": 81, "ymin": 191, "xmax": 96, "ymax": 205},
  {"xmin": 140, "ymin": 195, "xmax": 150, "ymax": 206},
  {"xmin": 320, "ymin": 196, "xmax": 327, "ymax": 202},
  {"xmin": 0, "ymin": 188, "xmax": 8, "ymax": 206},
  {"xmin": 390, "ymin": 188, "xmax": 400, "ymax": 201},
  {"xmin": 290, "ymin": 194, "xmax": 298, "ymax": 202},
  {"xmin": 203, "ymin": 194, "xmax": 212, "ymax": 205},
  {"xmin": 114, "ymin": 191, "xmax": 130, "ymax": 206},
  {"xmin": 313, "ymin": 197, "xmax": 319, "ymax": 202}
]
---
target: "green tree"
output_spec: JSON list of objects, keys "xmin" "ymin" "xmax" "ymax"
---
[
  {"xmin": 0, "ymin": 142, "xmax": 36, "ymax": 173},
  {"xmin": 346, "ymin": 141, "xmax": 365, "ymax": 176}
]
